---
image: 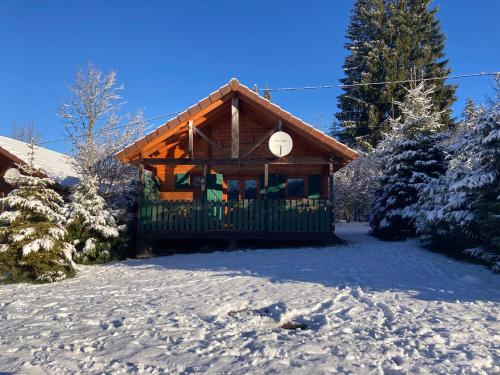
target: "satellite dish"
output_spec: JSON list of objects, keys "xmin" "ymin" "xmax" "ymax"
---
[
  {"xmin": 3, "ymin": 168, "xmax": 20, "ymax": 186},
  {"xmin": 268, "ymin": 131, "xmax": 293, "ymax": 158}
]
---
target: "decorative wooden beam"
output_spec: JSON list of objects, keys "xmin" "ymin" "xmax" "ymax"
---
[
  {"xmin": 188, "ymin": 120, "xmax": 194, "ymax": 158},
  {"xmin": 135, "ymin": 156, "xmax": 333, "ymax": 166},
  {"xmin": 139, "ymin": 102, "xmax": 230, "ymax": 158},
  {"xmin": 241, "ymin": 125, "xmax": 278, "ymax": 159},
  {"xmin": 231, "ymin": 94, "xmax": 239, "ymax": 158},
  {"xmin": 264, "ymin": 163, "xmax": 269, "ymax": 230},
  {"xmin": 192, "ymin": 126, "xmax": 225, "ymax": 155},
  {"xmin": 328, "ymin": 162, "xmax": 335, "ymax": 231},
  {"xmin": 129, "ymin": 96, "xmax": 230, "ymax": 159},
  {"xmin": 264, "ymin": 163, "xmax": 269, "ymax": 197}
]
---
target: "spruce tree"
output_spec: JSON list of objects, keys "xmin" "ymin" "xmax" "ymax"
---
[
  {"xmin": 65, "ymin": 178, "xmax": 120, "ymax": 264},
  {"xmin": 457, "ymin": 98, "xmax": 500, "ymax": 269},
  {"xmin": 337, "ymin": 0, "xmax": 456, "ymax": 149},
  {"xmin": 0, "ymin": 144, "xmax": 76, "ymax": 282},
  {"xmin": 415, "ymin": 102, "xmax": 481, "ymax": 250},
  {"xmin": 370, "ymin": 83, "xmax": 447, "ymax": 239},
  {"xmin": 337, "ymin": 0, "xmax": 388, "ymax": 150},
  {"xmin": 417, "ymin": 94, "xmax": 499, "ymax": 271}
]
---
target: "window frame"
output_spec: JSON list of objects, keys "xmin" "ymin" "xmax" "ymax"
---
[
  {"xmin": 243, "ymin": 179, "xmax": 258, "ymax": 200},
  {"xmin": 191, "ymin": 175, "xmax": 202, "ymax": 188},
  {"xmin": 286, "ymin": 177, "xmax": 306, "ymax": 198},
  {"xmin": 226, "ymin": 178, "xmax": 241, "ymax": 200}
]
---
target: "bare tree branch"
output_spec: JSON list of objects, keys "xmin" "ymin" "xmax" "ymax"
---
[
  {"xmin": 58, "ymin": 63, "xmax": 144, "ymax": 204},
  {"xmin": 10, "ymin": 121, "xmax": 42, "ymax": 145}
]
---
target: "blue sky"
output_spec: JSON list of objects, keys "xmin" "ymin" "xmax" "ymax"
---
[{"xmin": 0, "ymin": 0, "xmax": 499, "ymax": 152}]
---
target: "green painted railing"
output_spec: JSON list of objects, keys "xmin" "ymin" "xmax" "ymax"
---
[{"xmin": 139, "ymin": 199, "xmax": 333, "ymax": 233}]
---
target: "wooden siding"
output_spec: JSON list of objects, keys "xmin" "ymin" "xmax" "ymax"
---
[{"xmin": 146, "ymin": 100, "xmax": 331, "ymax": 201}]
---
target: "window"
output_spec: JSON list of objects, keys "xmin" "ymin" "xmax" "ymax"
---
[
  {"xmin": 175, "ymin": 173, "xmax": 190, "ymax": 188},
  {"xmin": 287, "ymin": 178, "xmax": 305, "ymax": 197},
  {"xmin": 192, "ymin": 175, "xmax": 202, "ymax": 188},
  {"xmin": 244, "ymin": 179, "xmax": 257, "ymax": 199},
  {"xmin": 227, "ymin": 179, "xmax": 240, "ymax": 200}
]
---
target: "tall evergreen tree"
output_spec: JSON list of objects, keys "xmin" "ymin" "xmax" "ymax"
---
[
  {"xmin": 337, "ymin": 0, "xmax": 456, "ymax": 150},
  {"xmin": 370, "ymin": 83, "xmax": 447, "ymax": 239},
  {"xmin": 337, "ymin": 0, "xmax": 388, "ymax": 150},
  {"xmin": 416, "ymin": 92, "xmax": 499, "ymax": 271}
]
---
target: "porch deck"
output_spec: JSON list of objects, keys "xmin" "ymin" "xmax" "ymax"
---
[{"xmin": 139, "ymin": 199, "xmax": 334, "ymax": 241}]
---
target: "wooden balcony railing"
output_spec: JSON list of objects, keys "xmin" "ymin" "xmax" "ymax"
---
[{"xmin": 139, "ymin": 199, "xmax": 333, "ymax": 234}]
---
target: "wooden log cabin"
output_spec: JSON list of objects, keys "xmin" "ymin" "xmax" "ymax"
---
[{"xmin": 116, "ymin": 79, "xmax": 357, "ymax": 246}]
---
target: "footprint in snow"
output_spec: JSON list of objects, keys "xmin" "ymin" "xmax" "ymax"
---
[
  {"xmin": 228, "ymin": 301, "xmax": 329, "ymax": 331},
  {"xmin": 100, "ymin": 318, "xmax": 125, "ymax": 330}
]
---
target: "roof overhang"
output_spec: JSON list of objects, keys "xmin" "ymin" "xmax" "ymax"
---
[{"xmin": 116, "ymin": 78, "xmax": 358, "ymax": 164}]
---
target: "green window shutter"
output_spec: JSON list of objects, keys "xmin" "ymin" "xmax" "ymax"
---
[
  {"xmin": 175, "ymin": 173, "xmax": 190, "ymax": 189},
  {"xmin": 143, "ymin": 173, "xmax": 160, "ymax": 202},
  {"xmin": 308, "ymin": 175, "xmax": 322, "ymax": 199},
  {"xmin": 206, "ymin": 173, "xmax": 223, "ymax": 201}
]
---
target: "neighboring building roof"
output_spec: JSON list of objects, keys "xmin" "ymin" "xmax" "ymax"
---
[
  {"xmin": 0, "ymin": 136, "xmax": 79, "ymax": 187},
  {"xmin": 116, "ymin": 78, "xmax": 358, "ymax": 163}
]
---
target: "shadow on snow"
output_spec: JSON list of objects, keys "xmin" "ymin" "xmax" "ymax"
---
[{"xmin": 122, "ymin": 224, "xmax": 500, "ymax": 304}]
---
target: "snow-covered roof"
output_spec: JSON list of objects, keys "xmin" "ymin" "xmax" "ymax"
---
[{"xmin": 0, "ymin": 136, "xmax": 79, "ymax": 187}]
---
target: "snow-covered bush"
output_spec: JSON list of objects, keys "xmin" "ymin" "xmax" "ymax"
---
[
  {"xmin": 0, "ymin": 160, "xmax": 76, "ymax": 283},
  {"xmin": 370, "ymin": 83, "xmax": 447, "ymax": 240},
  {"xmin": 334, "ymin": 151, "xmax": 381, "ymax": 222},
  {"xmin": 65, "ymin": 178, "xmax": 121, "ymax": 264}
]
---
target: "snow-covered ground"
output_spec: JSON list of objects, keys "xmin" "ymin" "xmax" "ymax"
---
[{"xmin": 1, "ymin": 223, "xmax": 499, "ymax": 374}]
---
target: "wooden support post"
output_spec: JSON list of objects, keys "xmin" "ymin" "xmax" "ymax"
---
[
  {"xmin": 277, "ymin": 119, "xmax": 283, "ymax": 131},
  {"xmin": 264, "ymin": 163, "xmax": 269, "ymax": 198},
  {"xmin": 264, "ymin": 163, "xmax": 269, "ymax": 231},
  {"xmin": 328, "ymin": 162, "xmax": 335, "ymax": 234},
  {"xmin": 231, "ymin": 94, "xmax": 239, "ymax": 158},
  {"xmin": 188, "ymin": 120, "xmax": 194, "ymax": 158},
  {"xmin": 201, "ymin": 164, "xmax": 207, "ymax": 231}
]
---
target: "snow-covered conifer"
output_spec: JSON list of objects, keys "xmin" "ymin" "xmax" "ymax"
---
[
  {"xmin": 416, "ymin": 100, "xmax": 481, "ymax": 248},
  {"xmin": 65, "ymin": 178, "xmax": 121, "ymax": 264},
  {"xmin": 0, "ymin": 143, "xmax": 76, "ymax": 282},
  {"xmin": 416, "ymin": 91, "xmax": 500, "ymax": 271},
  {"xmin": 370, "ymin": 83, "xmax": 447, "ymax": 239},
  {"xmin": 452, "ymin": 99, "xmax": 500, "ymax": 269}
]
